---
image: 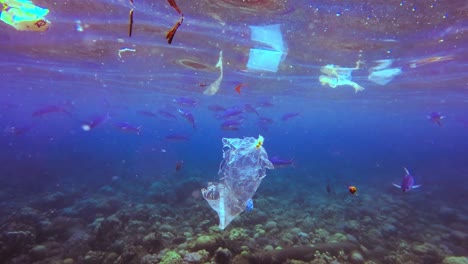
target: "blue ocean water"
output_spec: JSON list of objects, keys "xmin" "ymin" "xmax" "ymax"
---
[{"xmin": 0, "ymin": 0, "xmax": 467, "ymax": 263}]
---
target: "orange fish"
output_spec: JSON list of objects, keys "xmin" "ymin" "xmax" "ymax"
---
[
  {"xmin": 348, "ymin": 185, "xmax": 357, "ymax": 195},
  {"xmin": 167, "ymin": 0, "xmax": 183, "ymax": 15},
  {"xmin": 166, "ymin": 17, "xmax": 183, "ymax": 44},
  {"xmin": 235, "ymin": 84, "xmax": 244, "ymax": 94}
]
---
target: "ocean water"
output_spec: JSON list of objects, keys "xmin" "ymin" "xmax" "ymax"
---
[{"xmin": 0, "ymin": 0, "xmax": 467, "ymax": 263}]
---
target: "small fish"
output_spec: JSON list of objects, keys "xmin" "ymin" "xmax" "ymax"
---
[
  {"xmin": 32, "ymin": 105, "xmax": 71, "ymax": 117},
  {"xmin": 393, "ymin": 168, "xmax": 422, "ymax": 192},
  {"xmin": 258, "ymin": 116, "xmax": 274, "ymax": 124},
  {"xmin": 175, "ymin": 160, "xmax": 184, "ymax": 171},
  {"xmin": 128, "ymin": 9, "xmax": 134, "ymax": 37},
  {"xmin": 158, "ymin": 110, "xmax": 178, "ymax": 120},
  {"xmin": 235, "ymin": 83, "xmax": 244, "ymax": 94},
  {"xmin": 208, "ymin": 105, "xmax": 226, "ymax": 112},
  {"xmin": 166, "ymin": 133, "xmax": 190, "ymax": 141},
  {"xmin": 221, "ymin": 125, "xmax": 240, "ymax": 131},
  {"xmin": 244, "ymin": 104, "xmax": 259, "ymax": 116},
  {"xmin": 219, "ymin": 108, "xmax": 243, "ymax": 119},
  {"xmin": 245, "ymin": 198, "xmax": 254, "ymax": 213},
  {"xmin": 166, "ymin": 17, "xmax": 183, "ymax": 44},
  {"xmin": 269, "ymin": 156, "xmax": 294, "ymax": 168},
  {"xmin": 178, "ymin": 109, "xmax": 196, "ymax": 129},
  {"xmin": 427, "ymin": 112, "xmax": 445, "ymax": 127},
  {"xmin": 173, "ymin": 97, "xmax": 198, "ymax": 107},
  {"xmin": 198, "ymin": 82, "xmax": 207, "ymax": 87},
  {"xmin": 282, "ymin": 112, "xmax": 300, "ymax": 121},
  {"xmin": 326, "ymin": 181, "xmax": 333, "ymax": 195},
  {"xmin": 221, "ymin": 119, "xmax": 243, "ymax": 131},
  {"xmin": 221, "ymin": 119, "xmax": 243, "ymax": 128},
  {"xmin": 114, "ymin": 122, "xmax": 141, "ymax": 135},
  {"xmin": 82, "ymin": 114, "xmax": 109, "ymax": 131},
  {"xmin": 166, "ymin": 0, "xmax": 184, "ymax": 44},
  {"xmin": 167, "ymin": 0, "xmax": 183, "ymax": 15},
  {"xmin": 348, "ymin": 185, "xmax": 357, "ymax": 195}
]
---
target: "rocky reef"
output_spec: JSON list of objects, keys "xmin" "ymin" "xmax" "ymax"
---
[{"xmin": 0, "ymin": 176, "xmax": 467, "ymax": 264}]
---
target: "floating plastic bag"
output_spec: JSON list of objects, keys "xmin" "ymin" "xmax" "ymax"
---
[
  {"xmin": 318, "ymin": 62, "xmax": 364, "ymax": 93},
  {"xmin": 367, "ymin": 59, "xmax": 402, "ymax": 85},
  {"xmin": 246, "ymin": 24, "xmax": 287, "ymax": 72},
  {"xmin": 201, "ymin": 135, "xmax": 273, "ymax": 230},
  {"xmin": 368, "ymin": 68, "xmax": 402, "ymax": 85},
  {"xmin": 1, "ymin": 0, "xmax": 50, "ymax": 32}
]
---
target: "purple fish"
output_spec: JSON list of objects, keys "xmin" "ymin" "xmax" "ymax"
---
[
  {"xmin": 282, "ymin": 112, "xmax": 300, "ymax": 121},
  {"xmin": 269, "ymin": 156, "xmax": 294, "ymax": 168},
  {"xmin": 208, "ymin": 105, "xmax": 226, "ymax": 112},
  {"xmin": 244, "ymin": 104, "xmax": 259, "ymax": 116},
  {"xmin": 173, "ymin": 97, "xmax": 198, "ymax": 107},
  {"xmin": 259, "ymin": 116, "xmax": 274, "ymax": 124},
  {"xmin": 178, "ymin": 109, "xmax": 196, "ymax": 129},
  {"xmin": 158, "ymin": 110, "xmax": 178, "ymax": 120},
  {"xmin": 32, "ymin": 105, "xmax": 72, "ymax": 117},
  {"xmin": 221, "ymin": 119, "xmax": 243, "ymax": 130},
  {"xmin": 82, "ymin": 114, "xmax": 109, "ymax": 131},
  {"xmin": 166, "ymin": 133, "xmax": 190, "ymax": 141},
  {"xmin": 114, "ymin": 122, "xmax": 142, "ymax": 135},
  {"xmin": 392, "ymin": 168, "xmax": 421, "ymax": 192},
  {"xmin": 427, "ymin": 112, "xmax": 445, "ymax": 127},
  {"xmin": 219, "ymin": 108, "xmax": 244, "ymax": 119}
]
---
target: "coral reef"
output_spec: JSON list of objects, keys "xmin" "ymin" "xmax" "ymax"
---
[{"xmin": 0, "ymin": 175, "xmax": 466, "ymax": 264}]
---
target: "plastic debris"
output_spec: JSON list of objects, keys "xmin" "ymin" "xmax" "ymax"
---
[
  {"xmin": 0, "ymin": 0, "xmax": 50, "ymax": 32},
  {"xmin": 203, "ymin": 51, "xmax": 223, "ymax": 96},
  {"xmin": 118, "ymin": 48, "xmax": 136, "ymax": 59},
  {"xmin": 319, "ymin": 61, "xmax": 364, "ymax": 93},
  {"xmin": 75, "ymin": 20, "xmax": 83, "ymax": 32},
  {"xmin": 367, "ymin": 59, "xmax": 402, "ymax": 85},
  {"xmin": 368, "ymin": 68, "xmax": 402, "ymax": 85},
  {"xmin": 247, "ymin": 24, "xmax": 287, "ymax": 72},
  {"xmin": 201, "ymin": 135, "xmax": 273, "ymax": 230},
  {"xmin": 409, "ymin": 55, "xmax": 453, "ymax": 68}
]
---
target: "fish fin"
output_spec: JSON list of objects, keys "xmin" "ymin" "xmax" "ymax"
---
[
  {"xmin": 412, "ymin": 185, "xmax": 422, "ymax": 189},
  {"xmin": 403, "ymin": 167, "xmax": 410, "ymax": 175},
  {"xmin": 392, "ymin": 183, "xmax": 401, "ymax": 189}
]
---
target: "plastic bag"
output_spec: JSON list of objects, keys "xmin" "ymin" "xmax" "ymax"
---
[{"xmin": 201, "ymin": 135, "xmax": 273, "ymax": 230}]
